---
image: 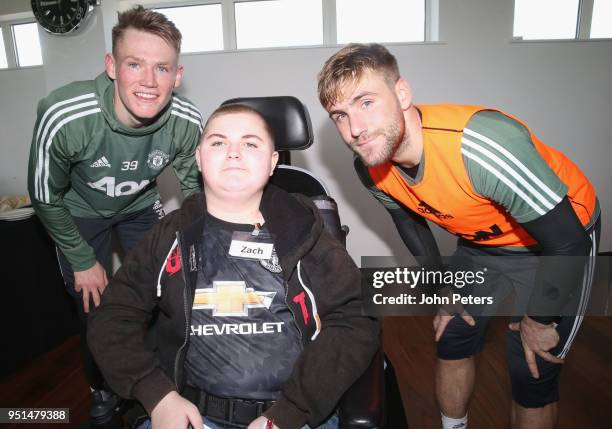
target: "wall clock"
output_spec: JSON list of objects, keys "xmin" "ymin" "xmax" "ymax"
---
[{"xmin": 31, "ymin": 0, "xmax": 98, "ymax": 35}]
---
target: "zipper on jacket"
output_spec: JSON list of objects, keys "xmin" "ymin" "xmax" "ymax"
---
[
  {"xmin": 173, "ymin": 231, "xmax": 191, "ymax": 389},
  {"xmin": 285, "ymin": 266, "xmax": 304, "ymax": 342},
  {"xmin": 297, "ymin": 260, "xmax": 321, "ymax": 340},
  {"xmin": 157, "ymin": 238, "xmax": 179, "ymax": 297}
]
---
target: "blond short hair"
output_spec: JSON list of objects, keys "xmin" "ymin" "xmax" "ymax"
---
[{"xmin": 317, "ymin": 43, "xmax": 400, "ymax": 110}]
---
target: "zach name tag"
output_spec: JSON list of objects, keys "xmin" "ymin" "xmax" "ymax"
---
[{"xmin": 229, "ymin": 240, "xmax": 273, "ymax": 260}]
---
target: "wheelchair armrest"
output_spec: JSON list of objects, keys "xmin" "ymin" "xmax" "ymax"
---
[
  {"xmin": 311, "ymin": 196, "xmax": 346, "ymax": 247},
  {"xmin": 338, "ymin": 349, "xmax": 385, "ymax": 429}
]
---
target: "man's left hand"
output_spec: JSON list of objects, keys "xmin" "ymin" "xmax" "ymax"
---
[
  {"xmin": 247, "ymin": 416, "xmax": 279, "ymax": 429},
  {"xmin": 508, "ymin": 316, "xmax": 564, "ymax": 379}
]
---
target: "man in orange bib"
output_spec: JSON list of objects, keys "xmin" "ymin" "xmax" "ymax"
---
[{"xmin": 317, "ymin": 43, "xmax": 600, "ymax": 429}]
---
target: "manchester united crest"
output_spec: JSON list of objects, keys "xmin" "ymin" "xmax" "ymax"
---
[
  {"xmin": 147, "ymin": 150, "xmax": 169, "ymax": 170},
  {"xmin": 260, "ymin": 248, "xmax": 282, "ymax": 273}
]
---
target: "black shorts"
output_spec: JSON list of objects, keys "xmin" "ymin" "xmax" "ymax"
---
[{"xmin": 437, "ymin": 221, "xmax": 600, "ymax": 408}]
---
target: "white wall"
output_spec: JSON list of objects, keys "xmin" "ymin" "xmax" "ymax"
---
[
  {"xmin": 0, "ymin": 0, "xmax": 29, "ymax": 16},
  {"xmin": 1, "ymin": 0, "xmax": 610, "ymax": 262},
  {"xmin": 0, "ymin": 67, "xmax": 45, "ymax": 193}
]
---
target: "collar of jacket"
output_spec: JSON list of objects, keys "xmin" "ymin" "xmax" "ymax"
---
[{"xmin": 177, "ymin": 184, "xmax": 324, "ymax": 279}]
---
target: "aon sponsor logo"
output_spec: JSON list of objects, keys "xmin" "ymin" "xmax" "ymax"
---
[{"xmin": 88, "ymin": 177, "xmax": 150, "ymax": 197}]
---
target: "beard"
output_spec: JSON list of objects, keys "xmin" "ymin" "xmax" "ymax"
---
[{"xmin": 350, "ymin": 112, "xmax": 408, "ymax": 167}]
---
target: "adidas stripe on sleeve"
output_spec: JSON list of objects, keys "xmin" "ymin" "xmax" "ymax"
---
[
  {"xmin": 462, "ymin": 110, "xmax": 567, "ymax": 223},
  {"xmin": 27, "ymin": 92, "xmax": 101, "ymax": 271},
  {"xmin": 32, "ymin": 93, "xmax": 101, "ymax": 204},
  {"xmin": 169, "ymin": 95, "xmax": 203, "ymax": 196},
  {"xmin": 171, "ymin": 96, "xmax": 203, "ymax": 133}
]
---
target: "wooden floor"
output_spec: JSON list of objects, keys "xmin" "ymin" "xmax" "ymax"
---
[
  {"xmin": 1, "ymin": 317, "xmax": 610, "ymax": 429},
  {"xmin": 384, "ymin": 316, "xmax": 612, "ymax": 429},
  {"xmin": 0, "ymin": 335, "xmax": 89, "ymax": 429}
]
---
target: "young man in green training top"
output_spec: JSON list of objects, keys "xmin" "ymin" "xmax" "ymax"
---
[{"xmin": 27, "ymin": 6, "xmax": 202, "ymax": 425}]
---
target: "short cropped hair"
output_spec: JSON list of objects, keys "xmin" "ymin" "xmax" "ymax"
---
[
  {"xmin": 202, "ymin": 104, "xmax": 275, "ymax": 146},
  {"xmin": 317, "ymin": 43, "xmax": 400, "ymax": 110},
  {"xmin": 112, "ymin": 6, "xmax": 181, "ymax": 56}
]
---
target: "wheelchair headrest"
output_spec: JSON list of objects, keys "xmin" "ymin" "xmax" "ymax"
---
[{"xmin": 221, "ymin": 96, "xmax": 313, "ymax": 151}]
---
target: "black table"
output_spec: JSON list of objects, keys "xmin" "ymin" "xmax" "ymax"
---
[{"xmin": 0, "ymin": 215, "xmax": 78, "ymax": 376}]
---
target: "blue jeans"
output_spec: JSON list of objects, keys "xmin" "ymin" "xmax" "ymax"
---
[{"xmin": 137, "ymin": 414, "xmax": 338, "ymax": 429}]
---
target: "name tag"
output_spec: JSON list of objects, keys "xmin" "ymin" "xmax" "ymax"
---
[{"xmin": 229, "ymin": 240, "xmax": 273, "ymax": 260}]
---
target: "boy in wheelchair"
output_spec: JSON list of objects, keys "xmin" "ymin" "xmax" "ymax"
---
[{"xmin": 88, "ymin": 103, "xmax": 379, "ymax": 429}]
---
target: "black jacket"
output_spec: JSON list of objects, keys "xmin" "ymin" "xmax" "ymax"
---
[{"xmin": 88, "ymin": 185, "xmax": 380, "ymax": 428}]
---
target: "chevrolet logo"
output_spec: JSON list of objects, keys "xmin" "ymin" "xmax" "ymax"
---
[{"xmin": 193, "ymin": 281, "xmax": 276, "ymax": 317}]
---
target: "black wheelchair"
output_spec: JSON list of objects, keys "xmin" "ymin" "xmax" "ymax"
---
[{"xmin": 221, "ymin": 96, "xmax": 409, "ymax": 429}]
